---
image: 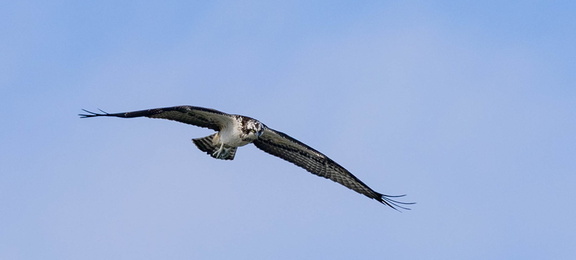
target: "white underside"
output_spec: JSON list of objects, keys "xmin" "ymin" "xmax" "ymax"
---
[
  {"xmin": 218, "ymin": 124, "xmax": 251, "ymax": 147},
  {"xmin": 211, "ymin": 117, "xmax": 258, "ymax": 158}
]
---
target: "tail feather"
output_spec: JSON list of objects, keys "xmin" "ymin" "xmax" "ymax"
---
[{"xmin": 192, "ymin": 134, "xmax": 236, "ymax": 160}]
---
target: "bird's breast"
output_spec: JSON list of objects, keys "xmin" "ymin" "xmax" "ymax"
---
[{"xmin": 218, "ymin": 126, "xmax": 254, "ymax": 148}]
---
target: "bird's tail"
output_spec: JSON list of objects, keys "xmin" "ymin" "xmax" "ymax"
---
[{"xmin": 192, "ymin": 134, "xmax": 236, "ymax": 160}]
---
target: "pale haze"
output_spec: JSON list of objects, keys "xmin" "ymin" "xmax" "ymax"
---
[{"xmin": 1, "ymin": 1, "xmax": 575, "ymax": 259}]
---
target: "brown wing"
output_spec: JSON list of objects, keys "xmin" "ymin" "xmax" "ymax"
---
[
  {"xmin": 79, "ymin": 105, "xmax": 233, "ymax": 131},
  {"xmin": 253, "ymin": 127, "xmax": 413, "ymax": 210}
]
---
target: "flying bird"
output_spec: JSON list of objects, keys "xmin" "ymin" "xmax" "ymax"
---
[{"xmin": 79, "ymin": 105, "xmax": 413, "ymax": 210}]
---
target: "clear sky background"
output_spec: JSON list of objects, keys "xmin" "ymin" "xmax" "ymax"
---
[{"xmin": 1, "ymin": 1, "xmax": 575, "ymax": 259}]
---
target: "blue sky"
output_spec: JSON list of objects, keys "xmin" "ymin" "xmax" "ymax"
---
[{"xmin": 1, "ymin": 1, "xmax": 575, "ymax": 259}]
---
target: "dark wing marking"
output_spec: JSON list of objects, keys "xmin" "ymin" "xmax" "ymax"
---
[
  {"xmin": 253, "ymin": 127, "xmax": 413, "ymax": 210},
  {"xmin": 79, "ymin": 106, "xmax": 233, "ymax": 131}
]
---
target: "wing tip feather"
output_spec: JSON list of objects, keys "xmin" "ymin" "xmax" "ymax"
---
[
  {"xmin": 377, "ymin": 194, "xmax": 415, "ymax": 211},
  {"xmin": 78, "ymin": 108, "xmax": 110, "ymax": 118}
]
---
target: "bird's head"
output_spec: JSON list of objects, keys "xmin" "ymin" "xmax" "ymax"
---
[{"xmin": 246, "ymin": 120, "xmax": 264, "ymax": 138}]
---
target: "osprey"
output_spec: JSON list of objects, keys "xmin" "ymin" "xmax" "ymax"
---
[{"xmin": 80, "ymin": 105, "xmax": 413, "ymax": 210}]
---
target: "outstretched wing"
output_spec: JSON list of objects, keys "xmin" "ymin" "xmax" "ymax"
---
[
  {"xmin": 79, "ymin": 105, "xmax": 233, "ymax": 131},
  {"xmin": 253, "ymin": 127, "xmax": 413, "ymax": 210}
]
